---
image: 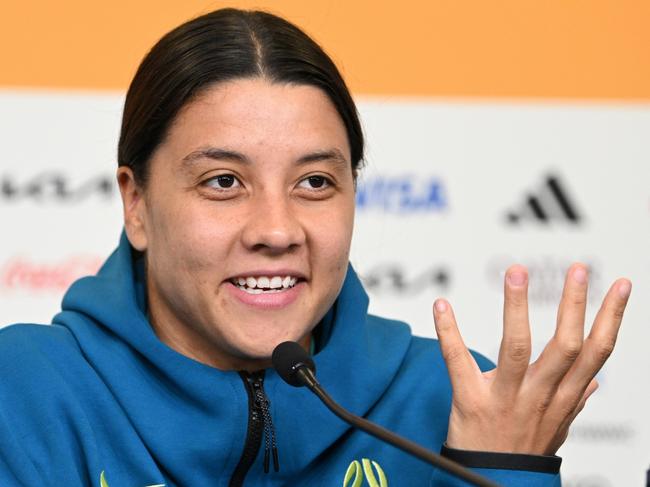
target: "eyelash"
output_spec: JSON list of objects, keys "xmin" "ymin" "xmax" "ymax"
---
[
  {"xmin": 297, "ymin": 175, "xmax": 333, "ymax": 191},
  {"xmin": 204, "ymin": 174, "xmax": 241, "ymax": 190},
  {"xmin": 201, "ymin": 174, "xmax": 335, "ymax": 194}
]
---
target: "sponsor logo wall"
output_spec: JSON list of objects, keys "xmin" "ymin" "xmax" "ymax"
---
[
  {"xmin": 1, "ymin": 91, "xmax": 649, "ymax": 485},
  {"xmin": 351, "ymin": 100, "xmax": 650, "ymax": 486},
  {"xmin": 0, "ymin": 93, "xmax": 124, "ymax": 326}
]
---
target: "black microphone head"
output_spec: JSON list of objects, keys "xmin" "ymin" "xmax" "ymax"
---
[{"xmin": 272, "ymin": 341, "xmax": 316, "ymax": 387}]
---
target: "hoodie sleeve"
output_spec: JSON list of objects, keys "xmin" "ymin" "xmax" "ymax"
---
[
  {"xmin": 429, "ymin": 444, "xmax": 561, "ymax": 486},
  {"xmin": 429, "ymin": 466, "xmax": 560, "ymax": 486},
  {"xmin": 0, "ymin": 407, "xmax": 45, "ymax": 486}
]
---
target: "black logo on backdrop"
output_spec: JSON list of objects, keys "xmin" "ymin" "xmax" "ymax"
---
[
  {"xmin": 506, "ymin": 174, "xmax": 582, "ymax": 225},
  {"xmin": 1, "ymin": 172, "xmax": 114, "ymax": 202},
  {"xmin": 361, "ymin": 264, "xmax": 450, "ymax": 294}
]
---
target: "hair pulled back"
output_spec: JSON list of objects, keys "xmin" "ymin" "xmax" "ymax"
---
[{"xmin": 118, "ymin": 8, "xmax": 364, "ymax": 185}]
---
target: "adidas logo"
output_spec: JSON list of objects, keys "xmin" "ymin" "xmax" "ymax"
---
[{"xmin": 506, "ymin": 174, "xmax": 582, "ymax": 225}]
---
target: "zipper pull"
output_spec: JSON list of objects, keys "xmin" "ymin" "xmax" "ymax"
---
[
  {"xmin": 272, "ymin": 445, "xmax": 279, "ymax": 473},
  {"xmin": 253, "ymin": 379, "xmax": 280, "ymax": 473},
  {"xmin": 263, "ymin": 444, "xmax": 280, "ymax": 473},
  {"xmin": 263, "ymin": 445, "xmax": 271, "ymax": 473}
]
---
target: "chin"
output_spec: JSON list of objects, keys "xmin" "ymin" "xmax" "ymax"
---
[{"xmin": 230, "ymin": 327, "xmax": 308, "ymax": 360}]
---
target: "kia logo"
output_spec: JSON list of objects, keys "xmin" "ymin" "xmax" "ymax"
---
[
  {"xmin": 1, "ymin": 172, "xmax": 115, "ymax": 202},
  {"xmin": 361, "ymin": 264, "xmax": 450, "ymax": 294}
]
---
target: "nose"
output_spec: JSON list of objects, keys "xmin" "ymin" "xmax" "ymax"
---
[{"xmin": 241, "ymin": 193, "xmax": 306, "ymax": 254}]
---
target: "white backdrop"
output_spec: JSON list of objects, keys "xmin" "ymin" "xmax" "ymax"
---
[{"xmin": 1, "ymin": 90, "xmax": 648, "ymax": 486}]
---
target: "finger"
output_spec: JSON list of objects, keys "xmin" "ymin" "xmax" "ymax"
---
[
  {"xmin": 547, "ymin": 379, "xmax": 598, "ymax": 453},
  {"xmin": 559, "ymin": 278, "xmax": 631, "ymax": 396},
  {"xmin": 567, "ymin": 378, "xmax": 599, "ymax": 419},
  {"xmin": 529, "ymin": 264, "xmax": 589, "ymax": 388},
  {"xmin": 556, "ymin": 378, "xmax": 598, "ymax": 433},
  {"xmin": 583, "ymin": 377, "xmax": 599, "ymax": 405},
  {"xmin": 494, "ymin": 265, "xmax": 531, "ymax": 393},
  {"xmin": 433, "ymin": 299, "xmax": 481, "ymax": 394}
]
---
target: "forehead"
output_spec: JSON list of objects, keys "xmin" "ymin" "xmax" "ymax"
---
[{"xmin": 162, "ymin": 78, "xmax": 351, "ymax": 162}]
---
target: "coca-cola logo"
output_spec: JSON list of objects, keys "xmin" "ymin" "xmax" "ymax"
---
[
  {"xmin": 0, "ymin": 172, "xmax": 115, "ymax": 202},
  {"xmin": 1, "ymin": 256, "xmax": 103, "ymax": 292}
]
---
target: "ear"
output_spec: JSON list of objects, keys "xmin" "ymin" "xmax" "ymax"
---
[{"xmin": 116, "ymin": 166, "xmax": 148, "ymax": 251}]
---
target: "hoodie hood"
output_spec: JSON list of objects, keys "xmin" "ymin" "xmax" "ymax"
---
[{"xmin": 52, "ymin": 231, "xmax": 413, "ymax": 484}]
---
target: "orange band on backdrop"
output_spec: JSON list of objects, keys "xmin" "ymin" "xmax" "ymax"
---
[{"xmin": 2, "ymin": 0, "xmax": 650, "ymax": 100}]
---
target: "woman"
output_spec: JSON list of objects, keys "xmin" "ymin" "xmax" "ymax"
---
[{"xmin": 0, "ymin": 8, "xmax": 630, "ymax": 486}]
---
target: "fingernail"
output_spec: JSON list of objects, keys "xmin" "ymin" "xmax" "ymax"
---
[
  {"xmin": 572, "ymin": 266, "xmax": 588, "ymax": 284},
  {"xmin": 507, "ymin": 271, "xmax": 527, "ymax": 287},
  {"xmin": 435, "ymin": 300, "xmax": 447, "ymax": 313},
  {"xmin": 618, "ymin": 281, "xmax": 631, "ymax": 299}
]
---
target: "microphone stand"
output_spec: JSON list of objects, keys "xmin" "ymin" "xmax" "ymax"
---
[{"xmin": 296, "ymin": 367, "xmax": 501, "ymax": 487}]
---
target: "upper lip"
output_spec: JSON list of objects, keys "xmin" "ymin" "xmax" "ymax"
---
[{"xmin": 226, "ymin": 269, "xmax": 308, "ymax": 281}]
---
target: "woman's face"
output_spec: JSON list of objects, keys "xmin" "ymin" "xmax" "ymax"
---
[{"xmin": 118, "ymin": 78, "xmax": 355, "ymax": 370}]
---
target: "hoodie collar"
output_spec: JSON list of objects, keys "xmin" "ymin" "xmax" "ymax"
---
[{"xmin": 55, "ymin": 231, "xmax": 412, "ymax": 477}]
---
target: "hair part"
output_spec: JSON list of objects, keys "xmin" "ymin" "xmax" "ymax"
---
[{"xmin": 118, "ymin": 8, "xmax": 364, "ymax": 186}]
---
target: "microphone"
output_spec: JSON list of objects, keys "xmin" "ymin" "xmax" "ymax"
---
[{"xmin": 272, "ymin": 341, "xmax": 499, "ymax": 487}]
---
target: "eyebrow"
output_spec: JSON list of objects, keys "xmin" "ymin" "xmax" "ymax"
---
[
  {"xmin": 182, "ymin": 147, "xmax": 249, "ymax": 166},
  {"xmin": 181, "ymin": 146, "xmax": 349, "ymax": 168},
  {"xmin": 296, "ymin": 148, "xmax": 348, "ymax": 166}
]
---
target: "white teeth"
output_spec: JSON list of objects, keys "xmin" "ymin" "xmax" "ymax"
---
[
  {"xmin": 234, "ymin": 274, "xmax": 300, "ymax": 292},
  {"xmin": 244, "ymin": 287, "xmax": 281, "ymax": 294}
]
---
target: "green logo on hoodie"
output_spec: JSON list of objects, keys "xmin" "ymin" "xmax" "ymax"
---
[
  {"xmin": 343, "ymin": 459, "xmax": 388, "ymax": 487},
  {"xmin": 100, "ymin": 470, "xmax": 165, "ymax": 487}
]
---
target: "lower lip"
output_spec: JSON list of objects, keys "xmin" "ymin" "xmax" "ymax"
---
[{"xmin": 226, "ymin": 281, "xmax": 304, "ymax": 309}]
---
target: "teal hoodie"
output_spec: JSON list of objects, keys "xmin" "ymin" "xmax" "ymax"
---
[{"xmin": 0, "ymin": 233, "xmax": 561, "ymax": 486}]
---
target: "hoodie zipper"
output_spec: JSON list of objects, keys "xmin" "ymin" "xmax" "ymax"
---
[{"xmin": 228, "ymin": 371, "xmax": 279, "ymax": 487}]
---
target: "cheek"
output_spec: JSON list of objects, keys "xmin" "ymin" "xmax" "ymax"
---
[
  {"xmin": 311, "ymin": 208, "xmax": 354, "ymax": 320},
  {"xmin": 146, "ymin": 198, "xmax": 242, "ymax": 276},
  {"xmin": 311, "ymin": 204, "xmax": 354, "ymax": 274}
]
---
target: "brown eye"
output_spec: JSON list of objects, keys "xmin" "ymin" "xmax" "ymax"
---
[
  {"xmin": 206, "ymin": 174, "xmax": 240, "ymax": 189},
  {"xmin": 298, "ymin": 175, "xmax": 331, "ymax": 190},
  {"xmin": 309, "ymin": 176, "xmax": 325, "ymax": 188}
]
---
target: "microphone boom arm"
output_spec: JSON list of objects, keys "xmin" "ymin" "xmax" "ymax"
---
[{"xmin": 296, "ymin": 367, "xmax": 500, "ymax": 487}]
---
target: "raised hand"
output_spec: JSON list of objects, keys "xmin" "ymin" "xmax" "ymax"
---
[{"xmin": 433, "ymin": 263, "xmax": 631, "ymax": 455}]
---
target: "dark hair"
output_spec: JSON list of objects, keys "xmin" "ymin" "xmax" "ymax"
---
[{"xmin": 118, "ymin": 8, "xmax": 364, "ymax": 185}]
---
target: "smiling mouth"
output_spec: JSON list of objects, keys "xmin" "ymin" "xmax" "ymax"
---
[{"xmin": 230, "ymin": 275, "xmax": 299, "ymax": 294}]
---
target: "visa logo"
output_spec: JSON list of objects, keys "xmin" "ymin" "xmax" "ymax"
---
[{"xmin": 355, "ymin": 175, "xmax": 447, "ymax": 213}]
